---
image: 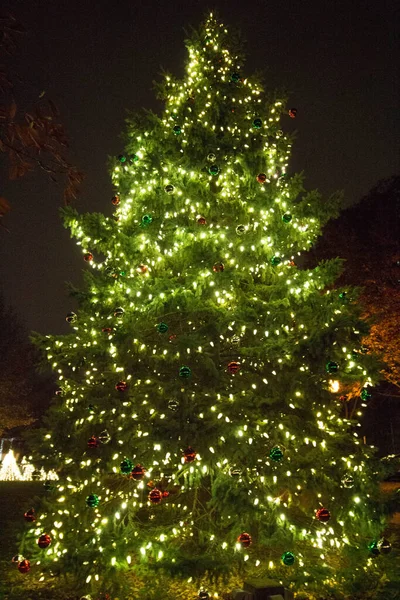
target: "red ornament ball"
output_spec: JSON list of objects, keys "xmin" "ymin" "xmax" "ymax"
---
[
  {"xmin": 197, "ymin": 216, "xmax": 207, "ymax": 225},
  {"xmin": 137, "ymin": 264, "xmax": 148, "ymax": 274},
  {"xmin": 115, "ymin": 381, "xmax": 128, "ymax": 392},
  {"xmin": 87, "ymin": 435, "xmax": 100, "ymax": 448},
  {"xmin": 101, "ymin": 327, "xmax": 113, "ymax": 334},
  {"xmin": 18, "ymin": 559, "xmax": 31, "ymax": 573},
  {"xmin": 111, "ymin": 194, "xmax": 120, "ymax": 206},
  {"xmin": 24, "ymin": 508, "xmax": 36, "ymax": 523},
  {"xmin": 288, "ymin": 108, "xmax": 297, "ymax": 118},
  {"xmin": 38, "ymin": 533, "xmax": 51, "ymax": 549},
  {"xmin": 227, "ymin": 361, "xmax": 240, "ymax": 374},
  {"xmin": 212, "ymin": 262, "xmax": 224, "ymax": 273},
  {"xmin": 183, "ymin": 446, "xmax": 197, "ymax": 463},
  {"xmin": 131, "ymin": 464, "xmax": 146, "ymax": 480},
  {"xmin": 315, "ymin": 507, "xmax": 331, "ymax": 523},
  {"xmin": 256, "ymin": 173, "xmax": 267, "ymax": 184},
  {"xmin": 237, "ymin": 532, "xmax": 252, "ymax": 548},
  {"xmin": 162, "ymin": 490, "xmax": 170, "ymax": 498},
  {"xmin": 148, "ymin": 488, "xmax": 163, "ymax": 504},
  {"xmin": 83, "ymin": 252, "xmax": 94, "ymax": 262}
]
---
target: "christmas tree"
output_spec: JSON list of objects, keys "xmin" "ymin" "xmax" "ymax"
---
[{"xmin": 20, "ymin": 13, "xmax": 398, "ymax": 600}]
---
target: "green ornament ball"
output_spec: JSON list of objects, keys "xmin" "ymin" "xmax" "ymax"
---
[
  {"xmin": 141, "ymin": 214, "xmax": 153, "ymax": 227},
  {"xmin": 164, "ymin": 184, "xmax": 175, "ymax": 194},
  {"xmin": 368, "ymin": 540, "xmax": 380, "ymax": 556},
  {"xmin": 236, "ymin": 224, "xmax": 245, "ymax": 235},
  {"xmin": 252, "ymin": 118, "xmax": 262, "ymax": 129},
  {"xmin": 326, "ymin": 360, "xmax": 339, "ymax": 374},
  {"xmin": 120, "ymin": 459, "xmax": 134, "ymax": 475},
  {"xmin": 231, "ymin": 72, "xmax": 241, "ymax": 82},
  {"xmin": 179, "ymin": 365, "xmax": 192, "ymax": 379},
  {"xmin": 173, "ymin": 125, "xmax": 182, "ymax": 135},
  {"xmin": 281, "ymin": 551, "xmax": 295, "ymax": 566},
  {"xmin": 339, "ymin": 291, "xmax": 348, "ymax": 303},
  {"xmin": 86, "ymin": 494, "xmax": 100, "ymax": 508},
  {"xmin": 128, "ymin": 154, "xmax": 139, "ymax": 163},
  {"xmin": 208, "ymin": 164, "xmax": 220, "ymax": 176},
  {"xmin": 117, "ymin": 154, "xmax": 126, "ymax": 163},
  {"xmin": 361, "ymin": 387, "xmax": 372, "ymax": 401},
  {"xmin": 269, "ymin": 446, "xmax": 284, "ymax": 462},
  {"xmin": 157, "ymin": 322, "xmax": 169, "ymax": 333},
  {"xmin": 282, "ymin": 213, "xmax": 292, "ymax": 223},
  {"xmin": 270, "ymin": 256, "xmax": 282, "ymax": 266}
]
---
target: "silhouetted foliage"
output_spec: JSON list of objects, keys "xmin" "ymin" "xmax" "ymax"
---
[
  {"xmin": 308, "ymin": 176, "xmax": 400, "ymax": 454},
  {"xmin": 0, "ymin": 11, "xmax": 84, "ymax": 230},
  {"xmin": 0, "ymin": 295, "xmax": 54, "ymax": 435}
]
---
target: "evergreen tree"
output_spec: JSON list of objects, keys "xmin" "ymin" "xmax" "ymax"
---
[
  {"xmin": 20, "ymin": 14, "xmax": 399, "ymax": 600},
  {"xmin": 0, "ymin": 295, "xmax": 52, "ymax": 435}
]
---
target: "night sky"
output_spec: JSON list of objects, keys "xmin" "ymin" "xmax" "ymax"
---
[{"xmin": 1, "ymin": 0, "xmax": 398, "ymax": 335}]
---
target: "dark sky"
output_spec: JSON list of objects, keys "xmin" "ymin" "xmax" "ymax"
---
[{"xmin": 1, "ymin": 0, "xmax": 398, "ymax": 335}]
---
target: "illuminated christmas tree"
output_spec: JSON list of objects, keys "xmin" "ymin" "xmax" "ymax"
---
[
  {"xmin": 21, "ymin": 13, "xmax": 398, "ymax": 600},
  {"xmin": 0, "ymin": 449, "xmax": 22, "ymax": 481}
]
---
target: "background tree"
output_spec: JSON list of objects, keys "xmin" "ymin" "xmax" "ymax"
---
[
  {"xmin": 19, "ymin": 14, "xmax": 399, "ymax": 600},
  {"xmin": 0, "ymin": 294, "xmax": 54, "ymax": 436},
  {"xmin": 308, "ymin": 176, "xmax": 400, "ymax": 453},
  {"xmin": 0, "ymin": 10, "xmax": 83, "ymax": 229}
]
